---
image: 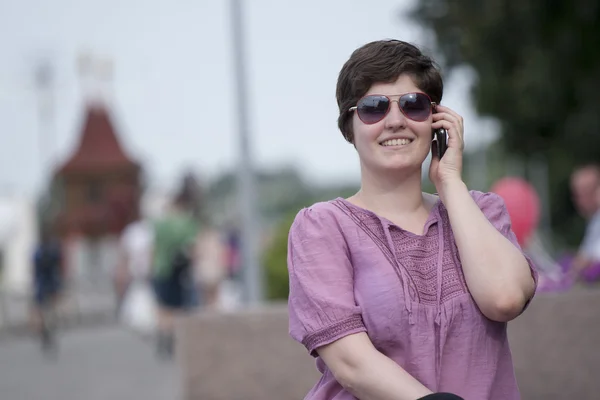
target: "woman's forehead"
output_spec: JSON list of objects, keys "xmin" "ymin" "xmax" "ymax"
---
[{"xmin": 365, "ymin": 74, "xmax": 420, "ymax": 96}]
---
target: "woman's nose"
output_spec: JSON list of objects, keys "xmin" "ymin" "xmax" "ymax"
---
[{"xmin": 384, "ymin": 101, "xmax": 407, "ymax": 131}]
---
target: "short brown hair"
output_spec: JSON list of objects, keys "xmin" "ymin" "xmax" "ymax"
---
[{"xmin": 336, "ymin": 40, "xmax": 444, "ymax": 143}]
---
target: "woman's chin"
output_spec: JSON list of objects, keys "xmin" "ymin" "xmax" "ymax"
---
[
  {"xmin": 378, "ymin": 163, "xmax": 421, "ymax": 176},
  {"xmin": 376, "ymin": 161, "xmax": 422, "ymax": 175}
]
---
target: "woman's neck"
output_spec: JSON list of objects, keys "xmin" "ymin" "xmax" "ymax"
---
[{"xmin": 350, "ymin": 165, "xmax": 434, "ymax": 225}]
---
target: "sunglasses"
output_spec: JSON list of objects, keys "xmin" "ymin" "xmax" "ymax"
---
[{"xmin": 349, "ymin": 92, "xmax": 436, "ymax": 124}]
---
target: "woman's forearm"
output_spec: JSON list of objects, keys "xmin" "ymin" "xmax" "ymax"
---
[
  {"xmin": 438, "ymin": 180, "xmax": 535, "ymax": 321},
  {"xmin": 320, "ymin": 333, "xmax": 432, "ymax": 400},
  {"xmin": 344, "ymin": 350, "xmax": 433, "ymax": 400}
]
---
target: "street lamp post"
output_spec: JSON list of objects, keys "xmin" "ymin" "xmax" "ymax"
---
[
  {"xmin": 230, "ymin": 0, "xmax": 263, "ymax": 305},
  {"xmin": 34, "ymin": 60, "xmax": 56, "ymax": 192}
]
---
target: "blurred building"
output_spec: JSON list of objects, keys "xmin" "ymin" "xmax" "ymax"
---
[{"xmin": 50, "ymin": 102, "xmax": 142, "ymax": 285}]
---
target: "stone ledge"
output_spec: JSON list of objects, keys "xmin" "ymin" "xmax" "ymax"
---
[
  {"xmin": 509, "ymin": 286, "xmax": 600, "ymax": 400},
  {"xmin": 177, "ymin": 288, "xmax": 600, "ymax": 400},
  {"xmin": 176, "ymin": 302, "xmax": 319, "ymax": 400}
]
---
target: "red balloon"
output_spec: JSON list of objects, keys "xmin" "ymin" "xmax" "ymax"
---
[{"xmin": 490, "ymin": 177, "xmax": 540, "ymax": 247}]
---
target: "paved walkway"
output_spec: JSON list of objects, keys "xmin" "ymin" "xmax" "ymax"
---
[
  {"xmin": 0, "ymin": 325, "xmax": 180, "ymax": 400},
  {"xmin": 0, "ymin": 284, "xmax": 116, "ymax": 339}
]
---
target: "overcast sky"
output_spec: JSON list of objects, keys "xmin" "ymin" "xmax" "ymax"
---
[{"xmin": 0, "ymin": 0, "xmax": 498, "ymax": 196}]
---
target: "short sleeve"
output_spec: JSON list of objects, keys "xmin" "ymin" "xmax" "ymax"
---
[
  {"xmin": 471, "ymin": 191, "xmax": 538, "ymax": 301},
  {"xmin": 287, "ymin": 204, "xmax": 366, "ymax": 356}
]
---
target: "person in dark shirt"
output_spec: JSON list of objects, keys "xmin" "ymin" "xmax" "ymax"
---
[{"xmin": 31, "ymin": 222, "xmax": 64, "ymax": 351}]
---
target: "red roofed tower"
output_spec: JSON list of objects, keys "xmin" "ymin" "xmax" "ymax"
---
[
  {"xmin": 55, "ymin": 104, "xmax": 141, "ymax": 237},
  {"xmin": 52, "ymin": 55, "xmax": 142, "ymax": 282}
]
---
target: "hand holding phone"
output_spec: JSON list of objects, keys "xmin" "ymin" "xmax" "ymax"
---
[{"xmin": 429, "ymin": 104, "xmax": 464, "ymax": 188}]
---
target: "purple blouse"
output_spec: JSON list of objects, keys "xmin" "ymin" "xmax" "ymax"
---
[{"xmin": 287, "ymin": 191, "xmax": 537, "ymax": 400}]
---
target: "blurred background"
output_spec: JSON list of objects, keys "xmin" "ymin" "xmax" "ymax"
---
[{"xmin": 0, "ymin": 0, "xmax": 599, "ymax": 399}]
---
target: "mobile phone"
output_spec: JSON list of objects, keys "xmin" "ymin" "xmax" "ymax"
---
[{"xmin": 432, "ymin": 128, "xmax": 448, "ymax": 159}]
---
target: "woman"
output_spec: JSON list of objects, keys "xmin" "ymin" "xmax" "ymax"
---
[{"xmin": 287, "ymin": 40, "xmax": 537, "ymax": 400}]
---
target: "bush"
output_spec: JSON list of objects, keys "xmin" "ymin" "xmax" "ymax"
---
[{"xmin": 263, "ymin": 211, "xmax": 297, "ymax": 301}]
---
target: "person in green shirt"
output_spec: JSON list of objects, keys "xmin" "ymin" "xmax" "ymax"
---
[{"xmin": 151, "ymin": 192, "xmax": 199, "ymax": 358}]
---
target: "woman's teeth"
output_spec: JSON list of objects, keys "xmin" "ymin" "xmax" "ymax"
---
[{"xmin": 380, "ymin": 138, "xmax": 411, "ymax": 147}]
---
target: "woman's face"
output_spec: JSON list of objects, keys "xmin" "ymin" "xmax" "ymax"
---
[{"xmin": 351, "ymin": 74, "xmax": 433, "ymax": 175}]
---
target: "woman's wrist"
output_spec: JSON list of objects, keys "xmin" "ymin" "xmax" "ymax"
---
[{"xmin": 436, "ymin": 178, "xmax": 468, "ymax": 204}]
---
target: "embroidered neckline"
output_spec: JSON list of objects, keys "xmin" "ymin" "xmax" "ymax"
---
[{"xmin": 331, "ymin": 198, "xmax": 468, "ymax": 306}]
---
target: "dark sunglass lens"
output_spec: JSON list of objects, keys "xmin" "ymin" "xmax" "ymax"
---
[
  {"xmin": 357, "ymin": 96, "xmax": 390, "ymax": 124},
  {"xmin": 399, "ymin": 93, "xmax": 431, "ymax": 121}
]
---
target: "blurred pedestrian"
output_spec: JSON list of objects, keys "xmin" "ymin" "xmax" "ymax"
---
[
  {"xmin": 114, "ymin": 209, "xmax": 153, "ymax": 314},
  {"xmin": 116, "ymin": 208, "xmax": 155, "ymax": 334},
  {"xmin": 567, "ymin": 163, "xmax": 600, "ymax": 281},
  {"xmin": 31, "ymin": 221, "xmax": 64, "ymax": 352},
  {"xmin": 150, "ymin": 191, "xmax": 199, "ymax": 358},
  {"xmin": 194, "ymin": 224, "xmax": 226, "ymax": 309}
]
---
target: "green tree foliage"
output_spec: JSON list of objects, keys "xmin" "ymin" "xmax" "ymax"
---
[
  {"xmin": 262, "ymin": 184, "xmax": 360, "ymax": 300},
  {"xmin": 263, "ymin": 211, "xmax": 297, "ymax": 300},
  {"xmin": 411, "ymin": 0, "xmax": 600, "ymax": 245}
]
